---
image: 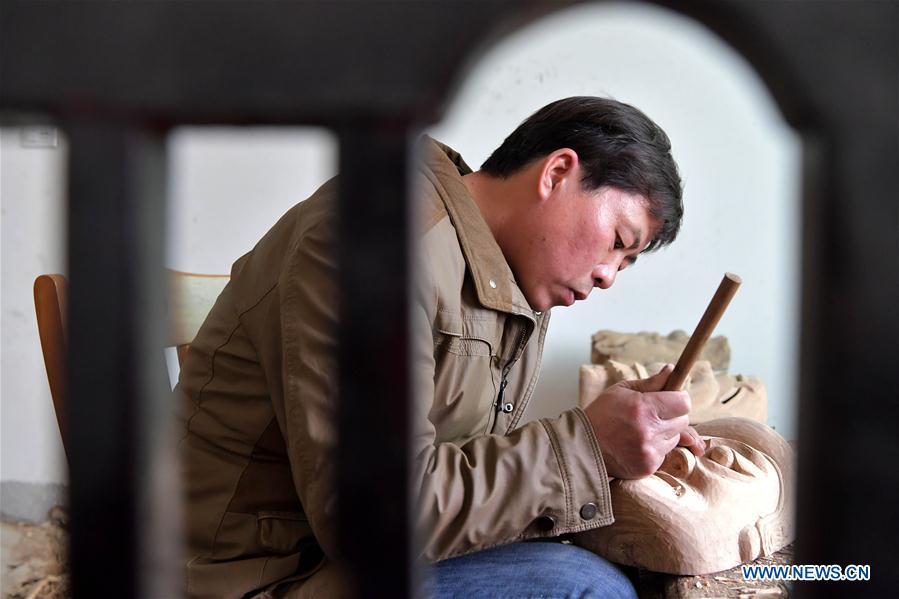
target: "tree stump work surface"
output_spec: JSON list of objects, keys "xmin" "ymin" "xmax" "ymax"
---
[{"xmin": 634, "ymin": 543, "xmax": 793, "ymax": 599}]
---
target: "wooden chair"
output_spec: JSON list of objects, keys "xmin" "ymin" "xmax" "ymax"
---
[
  {"xmin": 165, "ymin": 270, "xmax": 231, "ymax": 364},
  {"xmin": 33, "ymin": 270, "xmax": 229, "ymax": 458}
]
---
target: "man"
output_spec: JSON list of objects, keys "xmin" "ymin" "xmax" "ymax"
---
[{"xmin": 179, "ymin": 96, "xmax": 704, "ymax": 598}]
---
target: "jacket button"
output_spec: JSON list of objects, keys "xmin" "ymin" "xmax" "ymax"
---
[
  {"xmin": 489, "ymin": 279, "xmax": 497, "ymax": 289},
  {"xmin": 502, "ymin": 402, "xmax": 514, "ymax": 413},
  {"xmin": 579, "ymin": 502, "xmax": 598, "ymax": 520},
  {"xmin": 535, "ymin": 514, "xmax": 556, "ymax": 532}
]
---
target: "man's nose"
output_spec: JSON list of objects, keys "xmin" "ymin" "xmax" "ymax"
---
[{"xmin": 593, "ymin": 263, "xmax": 618, "ymax": 289}]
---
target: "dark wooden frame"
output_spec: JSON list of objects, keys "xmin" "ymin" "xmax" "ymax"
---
[{"xmin": 2, "ymin": 1, "xmax": 896, "ymax": 597}]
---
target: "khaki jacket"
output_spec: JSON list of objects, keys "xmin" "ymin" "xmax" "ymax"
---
[{"xmin": 178, "ymin": 138, "xmax": 613, "ymax": 598}]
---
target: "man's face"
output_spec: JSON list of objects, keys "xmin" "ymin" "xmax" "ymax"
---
[{"xmin": 507, "ymin": 177, "xmax": 660, "ymax": 312}]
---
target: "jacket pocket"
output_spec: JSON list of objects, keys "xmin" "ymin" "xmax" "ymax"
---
[
  {"xmin": 257, "ymin": 511, "xmax": 312, "ymax": 555},
  {"xmin": 431, "ymin": 310, "xmax": 500, "ymax": 442},
  {"xmin": 434, "ymin": 309, "xmax": 495, "ymax": 357}
]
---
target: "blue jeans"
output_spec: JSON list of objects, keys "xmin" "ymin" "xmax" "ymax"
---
[{"xmin": 428, "ymin": 541, "xmax": 637, "ymax": 598}]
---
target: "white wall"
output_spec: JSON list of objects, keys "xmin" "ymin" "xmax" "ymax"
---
[
  {"xmin": 0, "ymin": 1, "xmax": 801, "ymax": 500},
  {"xmin": 166, "ymin": 127, "xmax": 338, "ymax": 274},
  {"xmin": 1, "ymin": 128, "xmax": 69, "ymax": 487}
]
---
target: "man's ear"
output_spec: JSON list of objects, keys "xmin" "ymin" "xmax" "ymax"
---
[{"xmin": 537, "ymin": 148, "xmax": 579, "ymax": 202}]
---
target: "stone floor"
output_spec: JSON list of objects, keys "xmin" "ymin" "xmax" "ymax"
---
[
  {"xmin": 0, "ymin": 507, "xmax": 791, "ymax": 599},
  {"xmin": 1, "ymin": 508, "xmax": 69, "ymax": 599}
]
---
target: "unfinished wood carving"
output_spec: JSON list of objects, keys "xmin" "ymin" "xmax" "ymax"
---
[
  {"xmin": 591, "ymin": 330, "xmax": 731, "ymax": 371},
  {"xmin": 579, "ymin": 361, "xmax": 767, "ymax": 425},
  {"xmin": 579, "ymin": 361, "xmax": 647, "ymax": 408},
  {"xmin": 575, "ymin": 417, "xmax": 794, "ymax": 575}
]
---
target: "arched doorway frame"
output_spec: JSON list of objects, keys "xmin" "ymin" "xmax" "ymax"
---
[{"xmin": 1, "ymin": 1, "xmax": 895, "ymax": 596}]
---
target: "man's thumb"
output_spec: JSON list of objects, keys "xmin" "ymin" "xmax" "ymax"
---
[{"xmin": 627, "ymin": 363, "xmax": 674, "ymax": 392}]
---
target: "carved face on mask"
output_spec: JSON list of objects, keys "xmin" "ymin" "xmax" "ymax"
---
[{"xmin": 574, "ymin": 418, "xmax": 794, "ymax": 575}]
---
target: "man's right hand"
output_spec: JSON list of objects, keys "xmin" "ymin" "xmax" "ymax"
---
[{"xmin": 584, "ymin": 364, "xmax": 700, "ymax": 479}]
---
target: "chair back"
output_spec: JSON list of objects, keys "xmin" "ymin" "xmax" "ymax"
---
[
  {"xmin": 34, "ymin": 269, "xmax": 229, "ymax": 457},
  {"xmin": 34, "ymin": 274, "xmax": 69, "ymax": 454},
  {"xmin": 166, "ymin": 270, "xmax": 230, "ymax": 364}
]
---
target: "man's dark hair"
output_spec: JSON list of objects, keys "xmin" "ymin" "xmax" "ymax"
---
[{"xmin": 481, "ymin": 96, "xmax": 683, "ymax": 252}]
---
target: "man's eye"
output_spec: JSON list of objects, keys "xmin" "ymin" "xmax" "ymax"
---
[{"xmin": 614, "ymin": 235, "xmax": 624, "ymax": 250}]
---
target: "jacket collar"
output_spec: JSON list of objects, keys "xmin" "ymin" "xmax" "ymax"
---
[{"xmin": 417, "ymin": 136, "xmax": 537, "ymax": 322}]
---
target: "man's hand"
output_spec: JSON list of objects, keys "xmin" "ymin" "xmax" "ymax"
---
[{"xmin": 584, "ymin": 364, "xmax": 706, "ymax": 479}]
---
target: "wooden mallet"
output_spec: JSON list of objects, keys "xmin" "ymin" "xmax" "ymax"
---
[
  {"xmin": 605, "ymin": 273, "xmax": 742, "ymax": 480},
  {"xmin": 664, "ymin": 272, "xmax": 742, "ymax": 392}
]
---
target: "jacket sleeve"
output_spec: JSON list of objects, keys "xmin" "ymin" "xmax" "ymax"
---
[{"xmin": 280, "ymin": 215, "xmax": 614, "ymax": 564}]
